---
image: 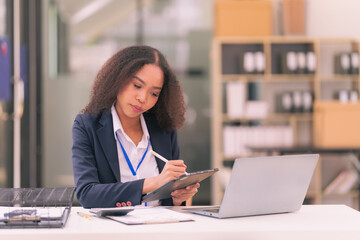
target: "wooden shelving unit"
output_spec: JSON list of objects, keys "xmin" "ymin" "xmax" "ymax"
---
[{"xmin": 211, "ymin": 36, "xmax": 360, "ymax": 208}]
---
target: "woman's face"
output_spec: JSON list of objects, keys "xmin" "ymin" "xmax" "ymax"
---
[{"xmin": 115, "ymin": 64, "xmax": 164, "ymax": 122}]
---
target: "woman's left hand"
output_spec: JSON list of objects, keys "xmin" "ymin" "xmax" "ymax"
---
[{"xmin": 171, "ymin": 183, "xmax": 200, "ymax": 206}]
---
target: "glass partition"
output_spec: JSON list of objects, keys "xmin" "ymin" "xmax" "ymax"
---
[
  {"xmin": 42, "ymin": 0, "xmax": 214, "ymax": 204},
  {"xmin": 0, "ymin": 0, "xmax": 12, "ymax": 187}
]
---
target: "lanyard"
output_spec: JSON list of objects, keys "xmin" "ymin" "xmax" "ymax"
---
[{"xmin": 115, "ymin": 132, "xmax": 150, "ymax": 177}]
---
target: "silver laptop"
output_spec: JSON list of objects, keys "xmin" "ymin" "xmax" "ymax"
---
[{"xmin": 187, "ymin": 154, "xmax": 319, "ymax": 218}]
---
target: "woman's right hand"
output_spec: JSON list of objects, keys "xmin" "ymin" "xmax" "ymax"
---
[
  {"xmin": 157, "ymin": 160, "xmax": 187, "ymax": 184},
  {"xmin": 143, "ymin": 160, "xmax": 187, "ymax": 194}
]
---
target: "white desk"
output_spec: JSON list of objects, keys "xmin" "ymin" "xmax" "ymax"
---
[{"xmin": 1, "ymin": 205, "xmax": 360, "ymax": 240}]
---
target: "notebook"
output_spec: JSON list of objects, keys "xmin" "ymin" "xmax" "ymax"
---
[{"xmin": 186, "ymin": 154, "xmax": 319, "ymax": 218}]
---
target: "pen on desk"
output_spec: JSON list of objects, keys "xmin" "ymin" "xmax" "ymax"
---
[
  {"xmin": 150, "ymin": 150, "xmax": 188, "ymax": 174},
  {"xmin": 77, "ymin": 211, "xmax": 93, "ymax": 220}
]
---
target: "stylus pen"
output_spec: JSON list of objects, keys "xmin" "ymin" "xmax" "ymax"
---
[
  {"xmin": 150, "ymin": 150, "xmax": 188, "ymax": 174},
  {"xmin": 77, "ymin": 211, "xmax": 93, "ymax": 220},
  {"xmin": 150, "ymin": 150, "xmax": 168, "ymax": 163}
]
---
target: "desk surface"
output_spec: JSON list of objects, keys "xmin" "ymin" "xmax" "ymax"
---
[{"xmin": 1, "ymin": 205, "xmax": 360, "ymax": 240}]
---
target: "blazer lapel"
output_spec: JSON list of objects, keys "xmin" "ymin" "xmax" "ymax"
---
[
  {"xmin": 97, "ymin": 112, "xmax": 120, "ymax": 181},
  {"xmin": 144, "ymin": 114, "xmax": 166, "ymax": 173}
]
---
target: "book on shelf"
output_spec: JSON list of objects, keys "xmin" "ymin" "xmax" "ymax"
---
[{"xmin": 324, "ymin": 170, "xmax": 359, "ymax": 195}]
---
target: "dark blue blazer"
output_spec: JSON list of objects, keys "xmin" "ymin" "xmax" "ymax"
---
[{"xmin": 72, "ymin": 110, "xmax": 179, "ymax": 208}]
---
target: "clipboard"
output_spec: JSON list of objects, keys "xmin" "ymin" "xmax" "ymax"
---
[{"xmin": 142, "ymin": 168, "xmax": 219, "ymax": 202}]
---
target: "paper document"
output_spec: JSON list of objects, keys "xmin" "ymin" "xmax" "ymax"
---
[{"xmin": 106, "ymin": 207, "xmax": 194, "ymax": 225}]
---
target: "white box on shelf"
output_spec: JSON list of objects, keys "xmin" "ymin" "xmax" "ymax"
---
[
  {"xmin": 226, "ymin": 81, "xmax": 246, "ymax": 119},
  {"xmin": 223, "ymin": 126, "xmax": 237, "ymax": 158},
  {"xmin": 244, "ymin": 101, "xmax": 269, "ymax": 119}
]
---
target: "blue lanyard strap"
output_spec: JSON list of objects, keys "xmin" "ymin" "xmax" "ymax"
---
[{"xmin": 115, "ymin": 132, "xmax": 150, "ymax": 176}]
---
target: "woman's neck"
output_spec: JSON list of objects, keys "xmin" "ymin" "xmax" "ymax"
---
[
  {"xmin": 121, "ymin": 116, "xmax": 142, "ymax": 133},
  {"xmin": 115, "ymin": 103, "xmax": 143, "ymax": 145},
  {"xmin": 118, "ymin": 114, "xmax": 143, "ymax": 146},
  {"xmin": 123, "ymin": 119, "xmax": 143, "ymax": 146}
]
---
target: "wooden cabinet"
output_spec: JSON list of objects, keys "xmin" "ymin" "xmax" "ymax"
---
[{"xmin": 211, "ymin": 36, "xmax": 360, "ymax": 208}]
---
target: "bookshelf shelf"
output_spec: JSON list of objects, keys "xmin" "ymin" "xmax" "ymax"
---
[
  {"xmin": 266, "ymin": 74, "xmax": 315, "ymax": 80},
  {"xmin": 222, "ymin": 75, "xmax": 264, "ymax": 82},
  {"xmin": 266, "ymin": 113, "xmax": 313, "ymax": 121},
  {"xmin": 222, "ymin": 113, "xmax": 313, "ymax": 123},
  {"xmin": 211, "ymin": 36, "xmax": 360, "ymax": 208},
  {"xmin": 221, "ymin": 75, "xmax": 315, "ymax": 83},
  {"xmin": 319, "ymin": 75, "xmax": 359, "ymax": 81}
]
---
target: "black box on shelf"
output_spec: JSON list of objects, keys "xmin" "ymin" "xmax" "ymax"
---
[{"xmin": 334, "ymin": 53, "xmax": 351, "ymax": 74}]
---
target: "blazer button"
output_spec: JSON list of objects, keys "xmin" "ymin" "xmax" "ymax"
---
[
  {"xmin": 121, "ymin": 202, "xmax": 126, "ymax": 207},
  {"xmin": 116, "ymin": 202, "xmax": 121, "ymax": 207},
  {"xmin": 127, "ymin": 201, "xmax": 132, "ymax": 206}
]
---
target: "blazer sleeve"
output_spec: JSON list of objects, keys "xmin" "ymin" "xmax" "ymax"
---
[{"xmin": 72, "ymin": 114, "xmax": 145, "ymax": 208}]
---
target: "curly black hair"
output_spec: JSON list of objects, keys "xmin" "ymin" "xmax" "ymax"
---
[{"xmin": 83, "ymin": 45, "xmax": 186, "ymax": 131}]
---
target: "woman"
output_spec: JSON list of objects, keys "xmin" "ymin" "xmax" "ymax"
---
[{"xmin": 72, "ymin": 45, "xmax": 200, "ymax": 208}]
